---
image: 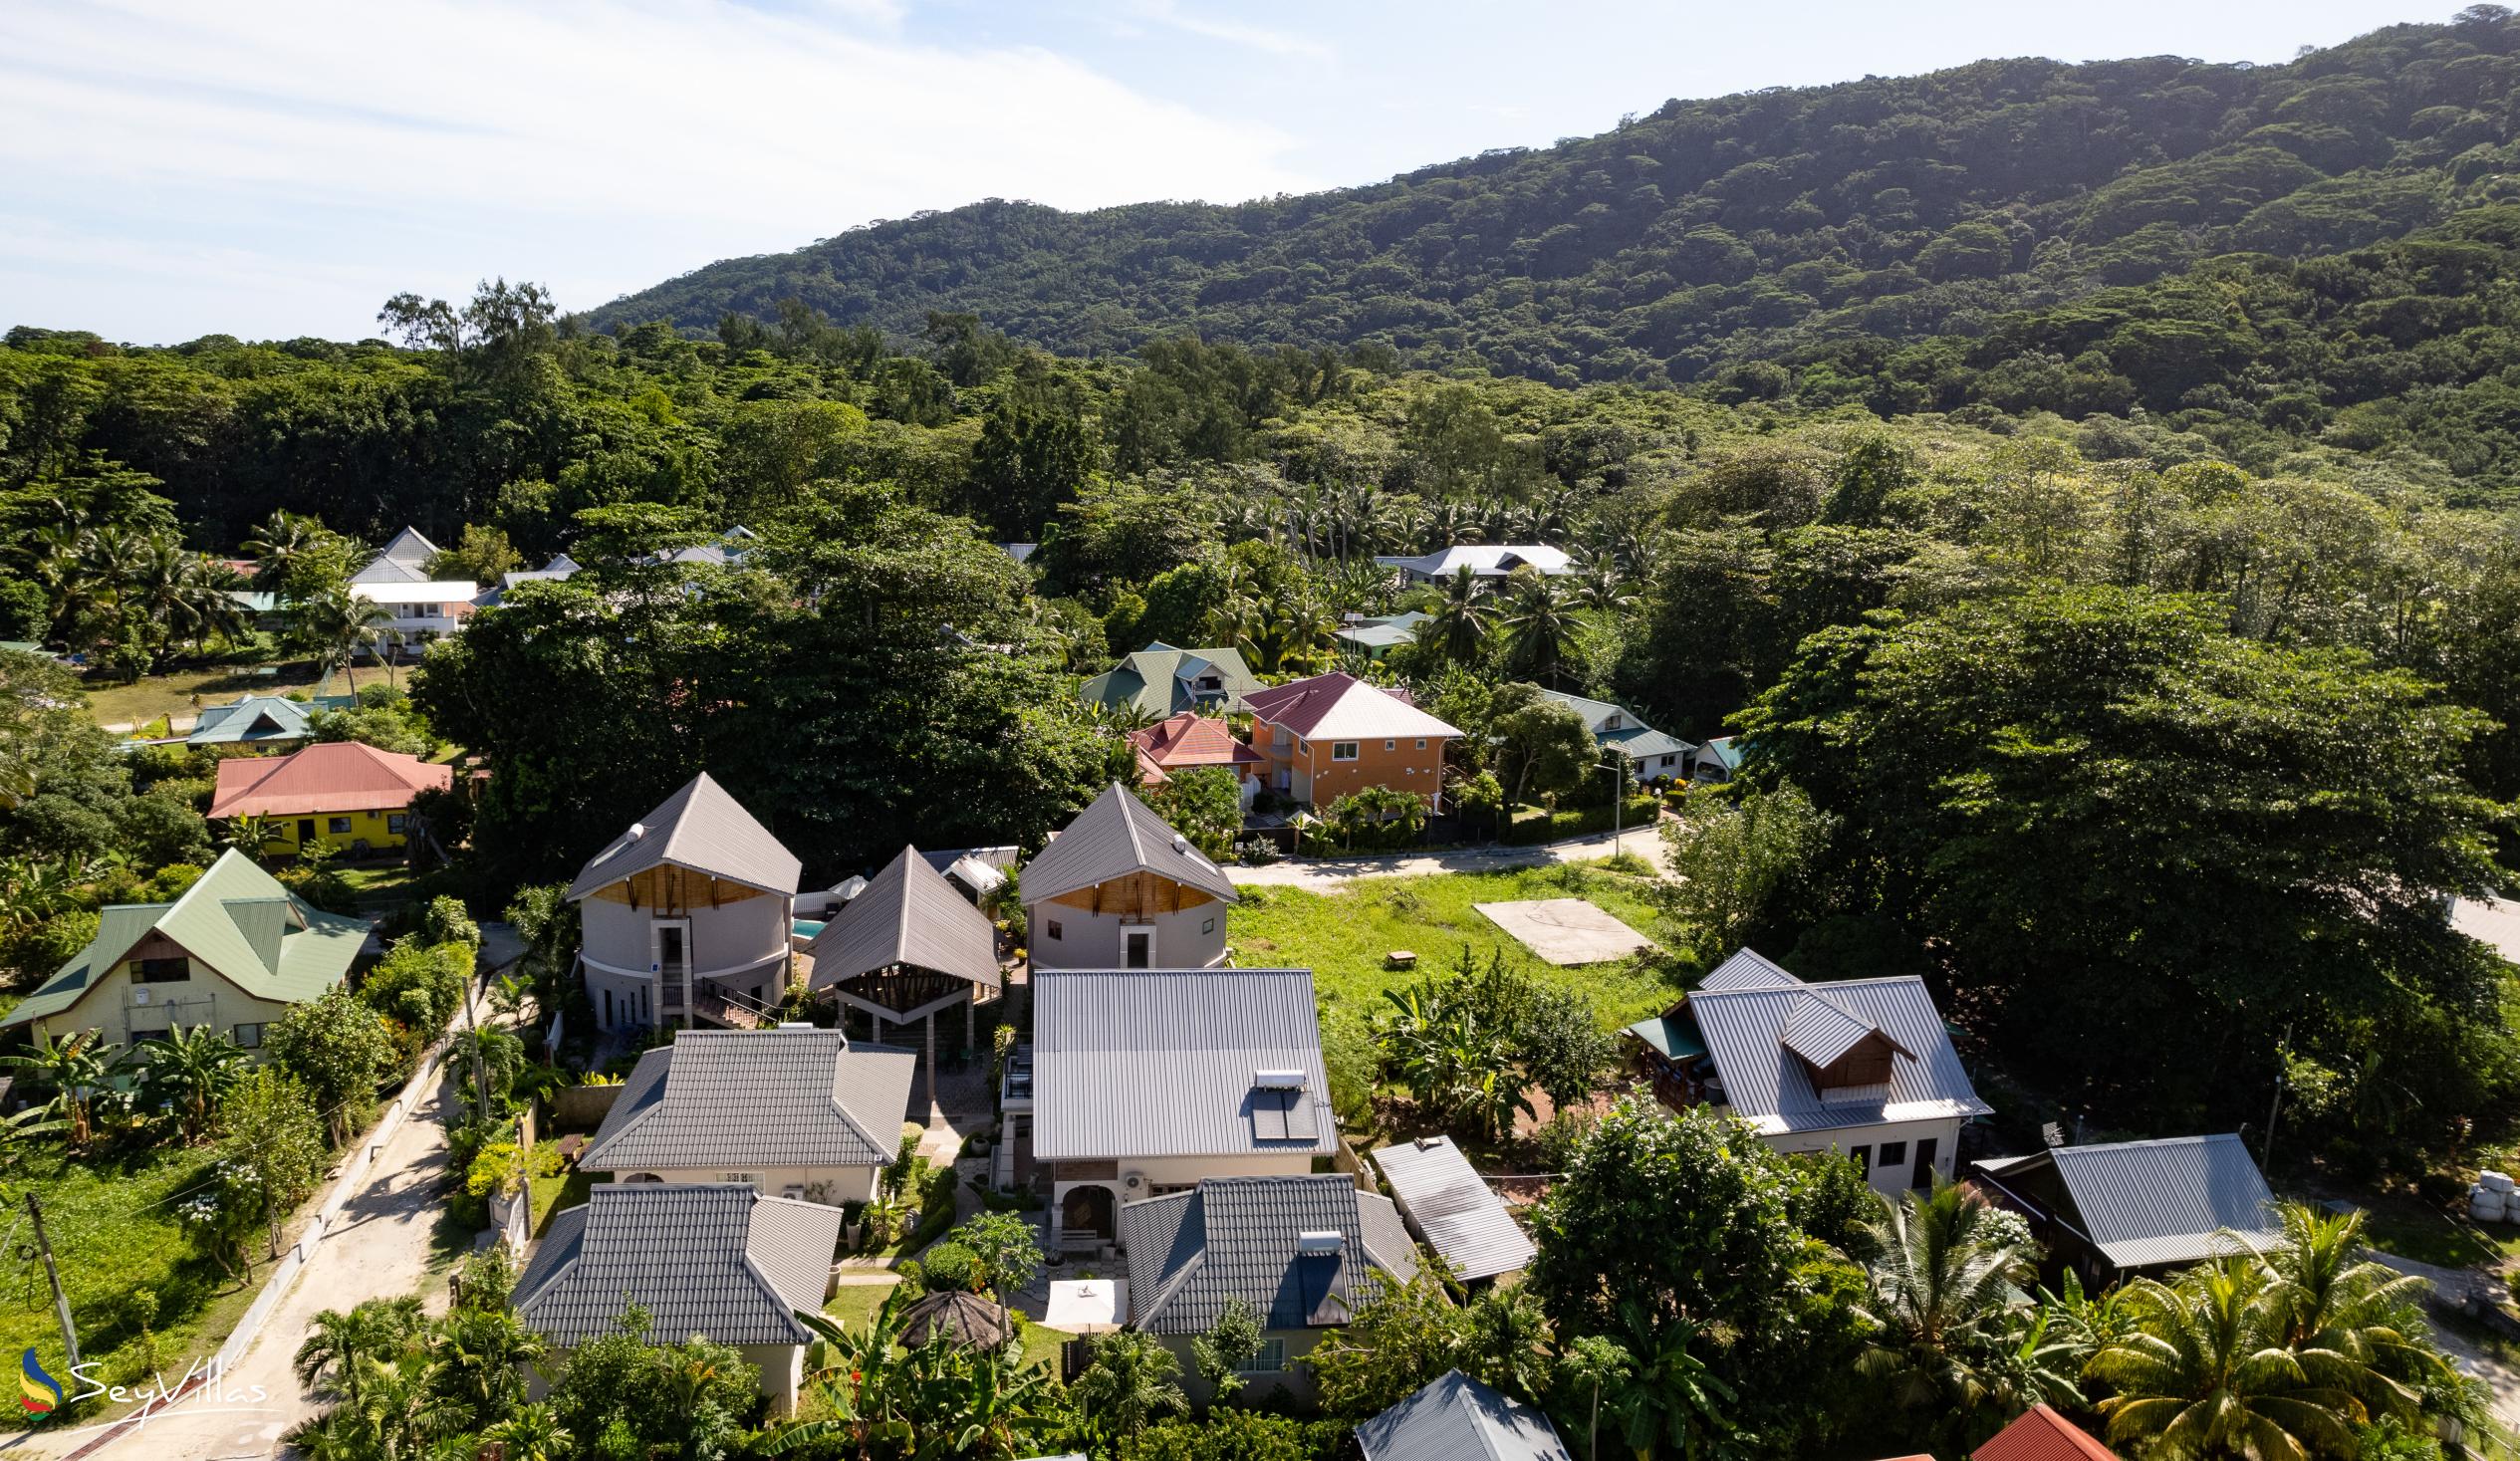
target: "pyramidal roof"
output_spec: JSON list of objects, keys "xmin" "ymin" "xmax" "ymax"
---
[
  {"xmin": 208, "ymin": 740, "xmax": 452, "ymax": 818},
  {"xmin": 1018, "ymin": 782, "xmax": 1239, "ymax": 905},
  {"xmin": 567, "ymin": 771, "xmax": 802, "ymax": 899},
  {"xmin": 807, "ymin": 845, "xmax": 1002, "ymax": 991}
]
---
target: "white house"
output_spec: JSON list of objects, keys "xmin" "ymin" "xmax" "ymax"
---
[
  {"xmin": 1374, "ymin": 545, "xmax": 1574, "ymax": 583},
  {"xmin": 568, "ymin": 772, "xmax": 800, "ymax": 1032},
  {"xmin": 1640, "ymin": 948, "xmax": 1990, "ymax": 1194},
  {"xmin": 1021, "ymin": 783, "xmax": 1238, "ymax": 971},
  {"xmin": 350, "ymin": 580, "xmax": 482, "ymax": 657},
  {"xmin": 1019, "ymin": 966, "xmax": 1336, "ymax": 1248},
  {"xmin": 579, "ymin": 1027, "xmax": 914, "ymax": 1204}
]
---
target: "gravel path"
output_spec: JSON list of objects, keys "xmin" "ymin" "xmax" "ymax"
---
[{"xmin": 1227, "ymin": 826, "xmax": 1670, "ymax": 891}]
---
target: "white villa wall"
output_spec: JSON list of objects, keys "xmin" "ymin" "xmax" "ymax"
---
[
  {"xmin": 1760, "ymin": 1113, "xmax": 1963, "ymax": 1196},
  {"xmin": 582, "ymin": 888, "xmax": 791, "ymax": 1030},
  {"xmin": 1051, "ymin": 1152, "xmax": 1318, "ymax": 1246},
  {"xmin": 1027, "ymin": 901, "xmax": 1226, "ymax": 971},
  {"xmin": 603, "ymin": 1164, "xmax": 879, "ymax": 1206}
]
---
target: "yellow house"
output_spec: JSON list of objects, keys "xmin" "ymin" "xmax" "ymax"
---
[
  {"xmin": 1, "ymin": 849, "xmax": 367, "ymax": 1052},
  {"xmin": 208, "ymin": 741, "xmax": 453, "ymax": 855}
]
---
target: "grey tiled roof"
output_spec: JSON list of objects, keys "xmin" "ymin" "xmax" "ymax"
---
[
  {"xmin": 568, "ymin": 772, "xmax": 802, "ymax": 899},
  {"xmin": 1368, "ymin": 1136, "xmax": 1534, "ymax": 1282},
  {"xmin": 1355, "ymin": 1370, "xmax": 1574, "ymax": 1461},
  {"xmin": 1019, "ymin": 783, "xmax": 1239, "ymax": 906},
  {"xmin": 1120, "ymin": 1176, "xmax": 1419, "ymax": 1336},
  {"xmin": 1687, "ymin": 955, "xmax": 1990, "ymax": 1136},
  {"xmin": 580, "ymin": 1028, "xmax": 914, "ymax": 1172},
  {"xmin": 807, "ymin": 845, "xmax": 1001, "ymax": 992},
  {"xmin": 515, "ymin": 1183, "xmax": 841, "ymax": 1346},
  {"xmin": 1031, "ymin": 968, "xmax": 1334, "ymax": 1162},
  {"xmin": 1978, "ymin": 1134, "xmax": 2281, "ymax": 1271}
]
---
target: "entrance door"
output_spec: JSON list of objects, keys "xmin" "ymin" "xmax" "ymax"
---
[
  {"xmin": 297, "ymin": 819, "xmax": 316, "ymax": 844},
  {"xmin": 651, "ymin": 920, "xmax": 690, "ymax": 1025},
  {"xmin": 1123, "ymin": 926, "xmax": 1154, "ymax": 969},
  {"xmin": 1910, "ymin": 1136, "xmax": 1938, "ymax": 1190},
  {"xmin": 1061, "ymin": 1184, "xmax": 1116, "ymax": 1240}
]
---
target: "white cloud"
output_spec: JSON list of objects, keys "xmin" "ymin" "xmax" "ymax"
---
[
  {"xmin": 0, "ymin": 0, "xmax": 1322, "ymax": 341},
  {"xmin": 1127, "ymin": 0, "xmax": 1335, "ymax": 63}
]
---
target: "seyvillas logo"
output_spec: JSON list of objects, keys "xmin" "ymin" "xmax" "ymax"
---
[{"xmin": 19, "ymin": 1349, "xmax": 61, "ymax": 1416}]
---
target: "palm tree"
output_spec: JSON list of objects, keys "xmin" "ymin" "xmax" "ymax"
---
[
  {"xmin": 135, "ymin": 1022, "xmax": 248, "ymax": 1139},
  {"xmin": 1501, "ymin": 571, "xmax": 1581, "ymax": 686},
  {"xmin": 298, "ymin": 585, "xmax": 394, "ymax": 694},
  {"xmin": 294, "ymin": 1296, "xmax": 426, "ymax": 1405},
  {"xmin": 481, "ymin": 1401, "xmax": 573, "ymax": 1461},
  {"xmin": 1070, "ymin": 1328, "xmax": 1187, "ymax": 1441},
  {"xmin": 1856, "ymin": 1182, "xmax": 2035, "ymax": 1434},
  {"xmin": 1602, "ymin": 1305, "xmax": 1742, "ymax": 1461},
  {"xmin": 1571, "ymin": 544, "xmax": 1638, "ymax": 615},
  {"xmin": 2256, "ymin": 1201, "xmax": 2445, "ymax": 1418},
  {"xmin": 1, "ymin": 1029, "xmax": 122, "ymax": 1146},
  {"xmin": 1463, "ymin": 1284, "xmax": 1553, "ymax": 1402},
  {"xmin": 426, "ymin": 1305, "xmax": 545, "ymax": 1428},
  {"xmin": 2087, "ymin": 1259, "xmax": 2367, "ymax": 1461},
  {"xmin": 222, "ymin": 814, "xmax": 281, "ymax": 857},
  {"xmin": 1422, "ymin": 565, "xmax": 1493, "ymax": 665}
]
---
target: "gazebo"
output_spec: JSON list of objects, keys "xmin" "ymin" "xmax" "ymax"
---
[
  {"xmin": 805, "ymin": 845, "xmax": 1004, "ymax": 1113},
  {"xmin": 896, "ymin": 1289, "xmax": 1017, "ymax": 1350}
]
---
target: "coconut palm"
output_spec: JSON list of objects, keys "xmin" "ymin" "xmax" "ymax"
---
[
  {"xmin": 2087, "ymin": 1258, "xmax": 2367, "ymax": 1461},
  {"xmin": 1856, "ymin": 1182, "xmax": 2036, "ymax": 1432},
  {"xmin": 2256, "ymin": 1201, "xmax": 2445, "ymax": 1417},
  {"xmin": 1070, "ymin": 1328, "xmax": 1187, "ymax": 1440},
  {"xmin": 297, "ymin": 585, "xmax": 394, "ymax": 694},
  {"xmin": 426, "ymin": 1305, "xmax": 545, "ymax": 1428},
  {"xmin": 135, "ymin": 1021, "xmax": 249, "ymax": 1139},
  {"xmin": 295, "ymin": 1296, "xmax": 426, "ymax": 1405},
  {"xmin": 1422, "ymin": 565, "xmax": 1493, "ymax": 665},
  {"xmin": 480, "ymin": 1401, "xmax": 573, "ymax": 1461},
  {"xmin": 1501, "ymin": 571, "xmax": 1582, "ymax": 686}
]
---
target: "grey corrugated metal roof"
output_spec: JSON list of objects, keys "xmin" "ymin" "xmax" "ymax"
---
[
  {"xmin": 1687, "ymin": 963, "xmax": 1990, "ymax": 1136},
  {"xmin": 188, "ymin": 695, "xmax": 320, "ymax": 746},
  {"xmin": 514, "ymin": 1183, "xmax": 841, "ymax": 1346},
  {"xmin": 1700, "ymin": 947, "xmax": 1801, "ymax": 991},
  {"xmin": 1779, "ymin": 991, "xmax": 1889, "ymax": 1070},
  {"xmin": 1019, "ymin": 783, "xmax": 1239, "ymax": 906},
  {"xmin": 1369, "ymin": 1136, "xmax": 1534, "ymax": 1282},
  {"xmin": 1120, "ymin": 1176, "xmax": 1419, "ymax": 1335},
  {"xmin": 580, "ymin": 1029, "xmax": 914, "ymax": 1172},
  {"xmin": 1355, "ymin": 1370, "xmax": 1575, "ymax": 1461},
  {"xmin": 807, "ymin": 846, "xmax": 1001, "ymax": 993},
  {"xmin": 567, "ymin": 771, "xmax": 802, "ymax": 900},
  {"xmin": 1986, "ymin": 1134, "xmax": 2281, "ymax": 1271},
  {"xmin": 1032, "ymin": 968, "xmax": 1333, "ymax": 1161}
]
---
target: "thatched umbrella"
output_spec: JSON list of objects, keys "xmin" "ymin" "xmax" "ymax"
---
[{"xmin": 896, "ymin": 1289, "xmax": 1016, "ymax": 1349}]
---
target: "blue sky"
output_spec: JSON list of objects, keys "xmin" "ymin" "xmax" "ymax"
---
[{"xmin": 0, "ymin": 1, "xmax": 2468, "ymax": 345}]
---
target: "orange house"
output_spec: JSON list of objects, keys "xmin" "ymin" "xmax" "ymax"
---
[{"xmin": 1240, "ymin": 673, "xmax": 1461, "ymax": 813}]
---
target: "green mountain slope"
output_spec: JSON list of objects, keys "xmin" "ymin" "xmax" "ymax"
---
[{"xmin": 596, "ymin": 10, "xmax": 2520, "ymax": 390}]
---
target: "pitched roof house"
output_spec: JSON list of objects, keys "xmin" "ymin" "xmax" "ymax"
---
[
  {"xmin": 352, "ymin": 526, "xmax": 440, "ymax": 585},
  {"xmin": 1374, "ymin": 545, "xmax": 1574, "ymax": 582},
  {"xmin": 186, "ymin": 694, "xmax": 336, "ymax": 748},
  {"xmin": 1240, "ymin": 672, "xmax": 1460, "ymax": 813},
  {"xmin": 1354, "ymin": 1369, "xmax": 1575, "ymax": 1461},
  {"xmin": 1973, "ymin": 1403, "xmax": 2122, "ymax": 1460},
  {"xmin": 569, "ymin": 772, "xmax": 800, "ymax": 1033},
  {"xmin": 1369, "ymin": 1134, "xmax": 1535, "ymax": 1283},
  {"xmin": 1081, "ymin": 643, "xmax": 1262, "ymax": 719},
  {"xmin": 582, "ymin": 1026, "xmax": 913, "ymax": 1204},
  {"xmin": 515, "ymin": 1183, "xmax": 842, "ymax": 1416},
  {"xmin": 1021, "ymin": 783, "xmax": 1238, "ymax": 971},
  {"xmin": 1026, "ymin": 966, "xmax": 1334, "ymax": 1246},
  {"xmin": 1127, "ymin": 712, "xmax": 1264, "ymax": 793},
  {"xmin": 1972, "ymin": 1134, "xmax": 2280, "ymax": 1282},
  {"xmin": 806, "ymin": 846, "xmax": 1003, "ymax": 1111},
  {"xmin": 2, "ymin": 849, "xmax": 365, "ymax": 1048},
  {"xmin": 1335, "ymin": 611, "xmax": 1428, "ymax": 661},
  {"xmin": 1637, "ymin": 948, "xmax": 1990, "ymax": 1193},
  {"xmin": 208, "ymin": 740, "xmax": 453, "ymax": 854},
  {"xmin": 1120, "ymin": 1174, "xmax": 1419, "ymax": 1403},
  {"xmin": 1538, "ymin": 690, "xmax": 1695, "ymax": 781}
]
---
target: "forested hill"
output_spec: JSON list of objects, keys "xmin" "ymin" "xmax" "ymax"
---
[{"xmin": 598, "ymin": 9, "xmax": 2520, "ymax": 389}]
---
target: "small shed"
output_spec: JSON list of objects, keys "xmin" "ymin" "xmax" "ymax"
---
[{"xmin": 1369, "ymin": 1135, "xmax": 1533, "ymax": 1283}]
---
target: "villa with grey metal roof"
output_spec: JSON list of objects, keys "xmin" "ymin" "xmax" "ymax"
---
[
  {"xmin": 1369, "ymin": 1134, "xmax": 1534, "ymax": 1283},
  {"xmin": 570, "ymin": 772, "xmax": 799, "ymax": 1034},
  {"xmin": 807, "ymin": 844, "xmax": 1004, "ymax": 1114},
  {"xmin": 515, "ymin": 1182, "xmax": 840, "ymax": 1416},
  {"xmin": 1022, "ymin": 782, "xmax": 1237, "ymax": 971},
  {"xmin": 1538, "ymin": 689, "xmax": 1695, "ymax": 781},
  {"xmin": 1972, "ymin": 1134, "xmax": 2280, "ymax": 1281},
  {"xmin": 1025, "ymin": 965, "xmax": 1334, "ymax": 1249},
  {"xmin": 1641, "ymin": 947, "xmax": 1989, "ymax": 1194},
  {"xmin": 579, "ymin": 1027, "xmax": 914, "ymax": 1205},
  {"xmin": 3, "ymin": 849, "xmax": 365, "ymax": 1051},
  {"xmin": 1355, "ymin": 1369, "xmax": 1574, "ymax": 1461},
  {"xmin": 1374, "ymin": 545, "xmax": 1573, "ymax": 582},
  {"xmin": 1119, "ymin": 1174, "xmax": 1419, "ymax": 1404}
]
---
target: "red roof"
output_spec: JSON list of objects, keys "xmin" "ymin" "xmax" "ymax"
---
[
  {"xmin": 1239, "ymin": 672, "xmax": 1461, "ymax": 742},
  {"xmin": 209, "ymin": 741, "xmax": 454, "ymax": 819},
  {"xmin": 1129, "ymin": 712, "xmax": 1262, "ymax": 773},
  {"xmin": 1975, "ymin": 1405, "xmax": 2120, "ymax": 1461}
]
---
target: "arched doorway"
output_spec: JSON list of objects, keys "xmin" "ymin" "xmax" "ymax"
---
[{"xmin": 1061, "ymin": 1184, "xmax": 1115, "ymax": 1241}]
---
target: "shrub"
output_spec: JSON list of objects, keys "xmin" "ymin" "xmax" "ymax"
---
[
  {"xmin": 419, "ymin": 894, "xmax": 480, "ymax": 949},
  {"xmin": 918, "ymin": 1241, "xmax": 980, "ymax": 1292}
]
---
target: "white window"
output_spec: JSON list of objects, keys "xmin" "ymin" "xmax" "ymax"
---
[
  {"xmin": 1384, "ymin": 739, "xmax": 1395, "ymax": 752},
  {"xmin": 1332, "ymin": 742, "xmax": 1360, "ymax": 762},
  {"xmin": 387, "ymin": 813, "xmax": 408, "ymax": 835},
  {"xmin": 1415, "ymin": 738, "xmax": 1427, "ymax": 750},
  {"xmin": 1237, "ymin": 1339, "xmax": 1288, "ymax": 1373},
  {"xmin": 725, "ymin": 1173, "xmax": 757, "ymax": 1185}
]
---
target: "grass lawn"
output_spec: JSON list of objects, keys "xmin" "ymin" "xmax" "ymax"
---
[
  {"xmin": 822, "ymin": 1283, "xmax": 898, "ymax": 1334},
  {"xmin": 2328, "ymin": 1187, "xmax": 2520, "ymax": 1270},
  {"xmin": 531, "ymin": 1162, "xmax": 593, "ymax": 1237},
  {"xmin": 0, "ymin": 1142, "xmax": 275, "ymax": 1416},
  {"xmin": 1227, "ymin": 861, "xmax": 1692, "ymax": 1036},
  {"xmin": 78, "ymin": 657, "xmax": 332, "ymax": 730}
]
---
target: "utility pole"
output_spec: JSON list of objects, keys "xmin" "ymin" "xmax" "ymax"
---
[
  {"xmin": 1596, "ymin": 750, "xmax": 1626, "ymax": 859},
  {"xmin": 26, "ymin": 1192, "xmax": 78, "ymax": 1375},
  {"xmin": 2261, "ymin": 1023, "xmax": 2293, "ymax": 1172}
]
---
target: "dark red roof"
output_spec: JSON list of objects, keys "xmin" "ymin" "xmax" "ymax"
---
[
  {"xmin": 209, "ymin": 741, "xmax": 453, "ymax": 818},
  {"xmin": 1975, "ymin": 1405, "xmax": 2120, "ymax": 1461}
]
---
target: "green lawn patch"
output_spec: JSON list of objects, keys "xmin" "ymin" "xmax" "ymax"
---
[
  {"xmin": 822, "ymin": 1282, "xmax": 899, "ymax": 1334},
  {"xmin": 2330, "ymin": 1187, "xmax": 2520, "ymax": 1270},
  {"xmin": 0, "ymin": 1142, "xmax": 270, "ymax": 1412},
  {"xmin": 1227, "ymin": 862, "xmax": 1690, "ymax": 1035},
  {"xmin": 531, "ymin": 1160, "xmax": 592, "ymax": 1237},
  {"xmin": 79, "ymin": 657, "xmax": 332, "ymax": 730}
]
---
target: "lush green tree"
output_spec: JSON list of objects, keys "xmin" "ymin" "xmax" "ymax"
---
[
  {"xmin": 1191, "ymin": 1296, "xmax": 1266, "ymax": 1402},
  {"xmin": 2088, "ymin": 1259, "xmax": 2372, "ymax": 1460},
  {"xmin": 1486, "ymin": 684, "xmax": 1597, "ymax": 809},
  {"xmin": 2, "ymin": 1029, "xmax": 121, "ymax": 1146},
  {"xmin": 1148, "ymin": 764, "xmax": 1244, "ymax": 860},
  {"xmin": 294, "ymin": 1296, "xmax": 425, "ymax": 1405},
  {"xmin": 265, "ymin": 987, "xmax": 397, "ymax": 1143},
  {"xmin": 1072, "ymin": 1329, "xmax": 1189, "ymax": 1441},
  {"xmin": 1654, "ymin": 783, "xmax": 1834, "ymax": 963},
  {"xmin": 216, "ymin": 1067, "xmax": 328, "ymax": 1258},
  {"xmin": 1855, "ymin": 1183, "xmax": 2038, "ymax": 1447}
]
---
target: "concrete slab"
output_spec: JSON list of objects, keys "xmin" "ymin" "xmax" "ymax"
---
[
  {"xmin": 2455, "ymin": 897, "xmax": 2520, "ymax": 965},
  {"xmin": 1472, "ymin": 897, "xmax": 1655, "ymax": 966}
]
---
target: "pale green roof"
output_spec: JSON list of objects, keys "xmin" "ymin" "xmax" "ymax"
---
[
  {"xmin": 1539, "ymin": 690, "xmax": 1694, "ymax": 763},
  {"xmin": 4, "ymin": 850, "xmax": 367, "ymax": 1030},
  {"xmin": 1079, "ymin": 643, "xmax": 1261, "ymax": 718}
]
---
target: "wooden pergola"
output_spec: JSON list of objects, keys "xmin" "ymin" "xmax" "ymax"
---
[{"xmin": 804, "ymin": 845, "xmax": 1004, "ymax": 1114}]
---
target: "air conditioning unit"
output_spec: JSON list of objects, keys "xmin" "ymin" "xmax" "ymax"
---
[{"xmin": 1120, "ymin": 1170, "xmax": 1149, "ymax": 1197}]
